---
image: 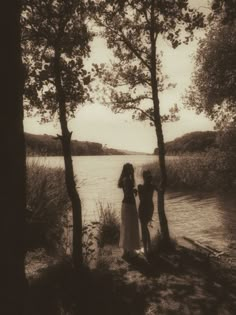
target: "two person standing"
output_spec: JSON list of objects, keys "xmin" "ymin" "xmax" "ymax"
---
[{"xmin": 118, "ymin": 163, "xmax": 156, "ymax": 258}]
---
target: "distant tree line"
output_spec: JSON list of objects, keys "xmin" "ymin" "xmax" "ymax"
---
[
  {"xmin": 154, "ymin": 130, "xmax": 236, "ymax": 155},
  {"xmin": 25, "ymin": 133, "xmax": 124, "ymax": 156}
]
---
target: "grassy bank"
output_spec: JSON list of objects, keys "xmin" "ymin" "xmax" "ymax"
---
[
  {"xmin": 143, "ymin": 150, "xmax": 236, "ymax": 191},
  {"xmin": 25, "ymin": 161, "xmax": 120, "ymax": 260},
  {"xmin": 26, "ymin": 161, "xmax": 69, "ymax": 254}
]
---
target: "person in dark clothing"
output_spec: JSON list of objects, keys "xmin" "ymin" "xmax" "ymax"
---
[{"xmin": 138, "ymin": 170, "xmax": 157, "ymax": 256}]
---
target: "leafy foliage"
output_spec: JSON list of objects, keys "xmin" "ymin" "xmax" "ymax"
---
[
  {"xmin": 92, "ymin": 0, "xmax": 204, "ymax": 123},
  {"xmin": 21, "ymin": 0, "xmax": 93, "ymax": 120},
  {"xmin": 185, "ymin": 13, "xmax": 236, "ymax": 129},
  {"xmin": 211, "ymin": 0, "xmax": 236, "ymax": 24},
  {"xmin": 82, "ymin": 221, "xmax": 100, "ymax": 265}
]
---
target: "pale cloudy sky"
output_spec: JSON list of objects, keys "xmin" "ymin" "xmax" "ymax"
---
[{"xmin": 24, "ymin": 0, "xmax": 214, "ymax": 153}]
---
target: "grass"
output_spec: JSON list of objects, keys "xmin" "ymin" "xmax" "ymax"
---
[
  {"xmin": 97, "ymin": 202, "xmax": 120, "ymax": 248},
  {"xmin": 26, "ymin": 161, "xmax": 70, "ymax": 254},
  {"xmin": 143, "ymin": 150, "xmax": 236, "ymax": 191}
]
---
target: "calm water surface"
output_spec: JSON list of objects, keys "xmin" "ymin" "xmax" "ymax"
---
[{"xmin": 28, "ymin": 155, "xmax": 236, "ymax": 259}]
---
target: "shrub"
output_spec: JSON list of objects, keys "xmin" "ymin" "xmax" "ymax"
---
[
  {"xmin": 82, "ymin": 221, "xmax": 100, "ymax": 266},
  {"xmin": 97, "ymin": 203, "xmax": 120, "ymax": 247},
  {"xmin": 26, "ymin": 160, "xmax": 70, "ymax": 254}
]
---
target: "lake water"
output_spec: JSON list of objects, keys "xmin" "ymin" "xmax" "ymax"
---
[{"xmin": 28, "ymin": 155, "xmax": 236, "ymax": 261}]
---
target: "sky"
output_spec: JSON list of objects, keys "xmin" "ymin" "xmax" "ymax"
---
[{"xmin": 24, "ymin": 0, "xmax": 214, "ymax": 154}]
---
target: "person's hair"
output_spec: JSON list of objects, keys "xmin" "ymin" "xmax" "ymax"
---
[
  {"xmin": 143, "ymin": 170, "xmax": 152, "ymax": 183},
  {"xmin": 118, "ymin": 163, "xmax": 135, "ymax": 188}
]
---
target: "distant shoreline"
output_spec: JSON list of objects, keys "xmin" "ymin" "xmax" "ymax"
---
[
  {"xmin": 26, "ymin": 153, "xmax": 151, "ymax": 157},
  {"xmin": 25, "ymin": 132, "xmax": 150, "ymax": 156}
]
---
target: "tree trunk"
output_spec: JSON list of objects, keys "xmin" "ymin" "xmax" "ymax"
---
[
  {"xmin": 150, "ymin": 3, "xmax": 170, "ymax": 244},
  {"xmin": 54, "ymin": 52, "xmax": 83, "ymax": 269},
  {"xmin": 152, "ymin": 96, "xmax": 170, "ymax": 243},
  {"xmin": 0, "ymin": 1, "xmax": 28, "ymax": 314},
  {"xmin": 153, "ymin": 101, "xmax": 170, "ymax": 244}
]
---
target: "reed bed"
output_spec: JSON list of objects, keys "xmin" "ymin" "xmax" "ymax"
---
[
  {"xmin": 143, "ymin": 151, "xmax": 236, "ymax": 191},
  {"xmin": 26, "ymin": 161, "xmax": 69, "ymax": 254}
]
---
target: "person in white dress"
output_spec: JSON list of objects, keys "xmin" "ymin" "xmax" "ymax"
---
[{"xmin": 118, "ymin": 163, "xmax": 140, "ymax": 258}]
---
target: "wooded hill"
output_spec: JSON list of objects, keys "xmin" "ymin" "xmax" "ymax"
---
[
  {"xmin": 154, "ymin": 131, "xmax": 218, "ymax": 155},
  {"xmin": 25, "ymin": 133, "xmax": 125, "ymax": 156}
]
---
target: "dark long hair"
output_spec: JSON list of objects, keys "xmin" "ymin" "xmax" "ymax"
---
[{"xmin": 118, "ymin": 163, "xmax": 135, "ymax": 188}]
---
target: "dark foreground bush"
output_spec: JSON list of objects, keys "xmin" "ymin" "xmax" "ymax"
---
[{"xmin": 26, "ymin": 161, "xmax": 69, "ymax": 254}]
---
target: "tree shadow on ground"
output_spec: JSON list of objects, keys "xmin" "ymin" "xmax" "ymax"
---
[
  {"xmin": 25, "ymin": 257, "xmax": 148, "ymax": 315},
  {"xmin": 121, "ymin": 246, "xmax": 236, "ymax": 315},
  {"xmin": 25, "ymin": 246, "xmax": 236, "ymax": 315}
]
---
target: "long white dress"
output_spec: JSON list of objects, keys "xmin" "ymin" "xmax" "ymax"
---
[{"xmin": 119, "ymin": 177, "xmax": 140, "ymax": 251}]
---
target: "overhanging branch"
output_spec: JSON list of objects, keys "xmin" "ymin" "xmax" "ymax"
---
[
  {"xmin": 119, "ymin": 32, "xmax": 151, "ymax": 71},
  {"xmin": 125, "ymin": 105, "xmax": 155, "ymax": 122}
]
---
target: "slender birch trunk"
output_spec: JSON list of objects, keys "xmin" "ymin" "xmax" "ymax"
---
[{"xmin": 54, "ymin": 51, "xmax": 83, "ymax": 269}]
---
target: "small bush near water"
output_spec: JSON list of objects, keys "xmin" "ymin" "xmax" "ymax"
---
[
  {"xmin": 82, "ymin": 221, "xmax": 100, "ymax": 265},
  {"xmin": 97, "ymin": 203, "xmax": 120, "ymax": 247},
  {"xmin": 26, "ymin": 161, "xmax": 70, "ymax": 254},
  {"xmin": 144, "ymin": 150, "xmax": 236, "ymax": 191}
]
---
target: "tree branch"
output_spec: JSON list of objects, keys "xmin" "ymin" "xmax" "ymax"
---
[
  {"xmin": 119, "ymin": 31, "xmax": 151, "ymax": 71},
  {"xmin": 125, "ymin": 105, "xmax": 155, "ymax": 122}
]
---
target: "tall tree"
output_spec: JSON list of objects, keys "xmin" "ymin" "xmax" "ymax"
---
[
  {"xmin": 186, "ymin": 19, "xmax": 236, "ymax": 129},
  {"xmin": 0, "ymin": 0, "xmax": 27, "ymax": 314},
  {"xmin": 93, "ymin": 0, "xmax": 204, "ymax": 243},
  {"xmin": 22, "ymin": 0, "xmax": 93, "ymax": 269}
]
